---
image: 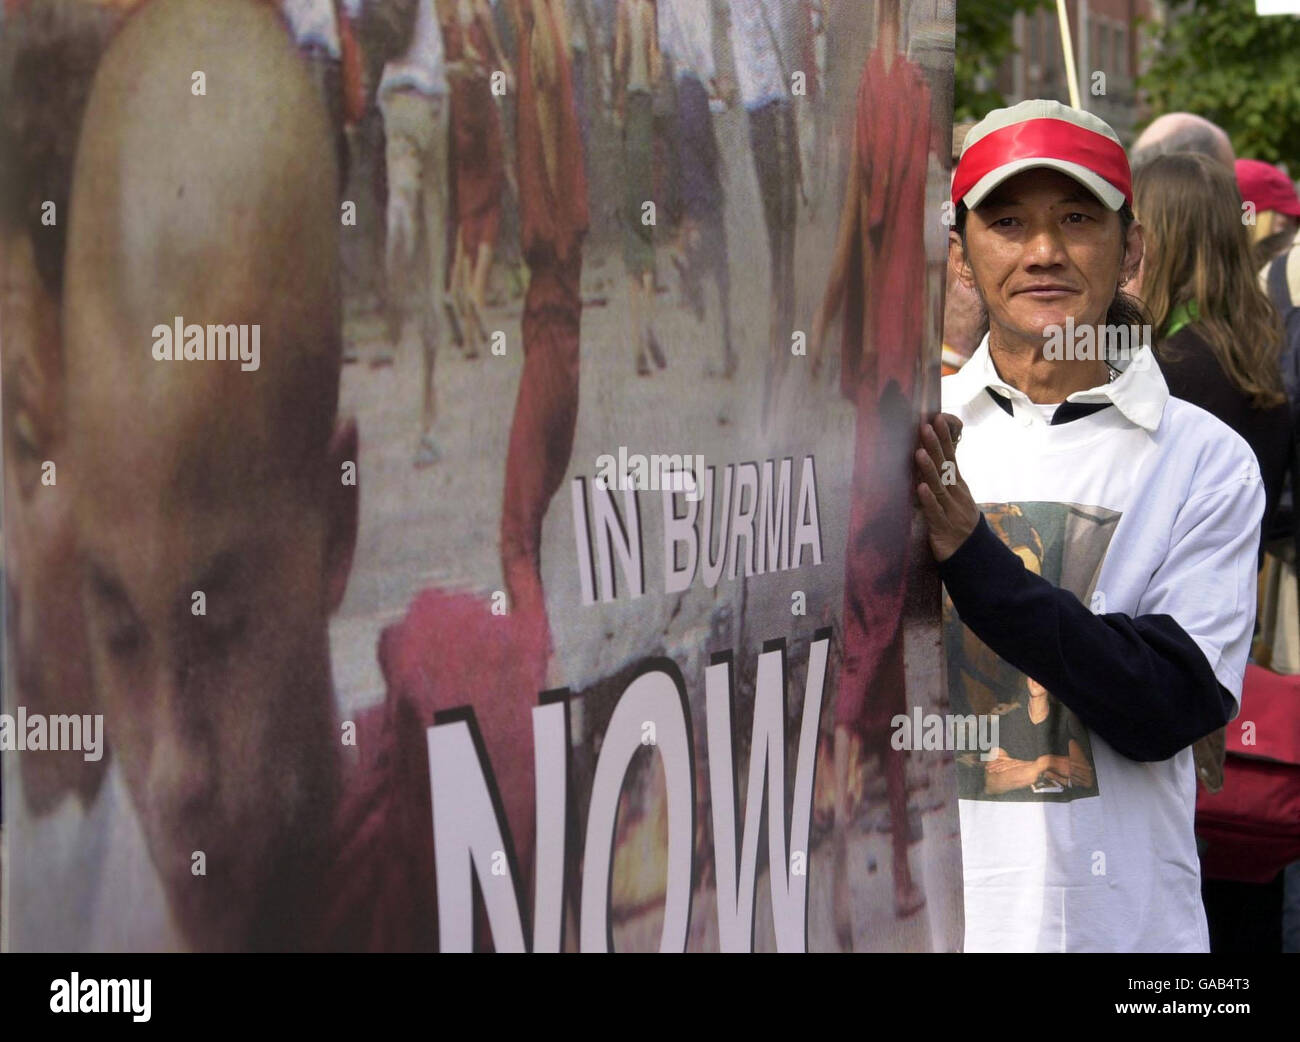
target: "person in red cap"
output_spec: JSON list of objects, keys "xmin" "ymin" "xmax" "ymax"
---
[
  {"xmin": 920, "ymin": 99, "xmax": 1265, "ymax": 952},
  {"xmin": 1236, "ymin": 158, "xmax": 1300, "ymax": 267}
]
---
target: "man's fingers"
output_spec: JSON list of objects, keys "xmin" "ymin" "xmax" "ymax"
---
[
  {"xmin": 939, "ymin": 412, "xmax": 963, "ymax": 445},
  {"xmin": 917, "ymin": 482, "xmax": 948, "ymax": 528},
  {"xmin": 934, "ymin": 412, "xmax": 959, "ymax": 461},
  {"xmin": 915, "ymin": 446, "xmax": 946, "ymax": 497},
  {"xmin": 919, "ymin": 423, "xmax": 947, "ymax": 475}
]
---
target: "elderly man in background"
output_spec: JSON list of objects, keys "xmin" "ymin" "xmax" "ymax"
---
[{"xmin": 1130, "ymin": 110, "xmax": 1235, "ymax": 172}]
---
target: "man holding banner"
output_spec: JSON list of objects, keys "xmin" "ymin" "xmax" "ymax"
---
[{"xmin": 921, "ymin": 100, "xmax": 1264, "ymax": 952}]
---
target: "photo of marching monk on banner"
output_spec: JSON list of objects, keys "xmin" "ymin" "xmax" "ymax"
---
[
  {"xmin": 808, "ymin": 0, "xmax": 946, "ymax": 946},
  {"xmin": 444, "ymin": 0, "xmax": 511, "ymax": 360}
]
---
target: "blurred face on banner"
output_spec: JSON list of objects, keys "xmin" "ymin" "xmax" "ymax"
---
[
  {"xmin": 62, "ymin": 0, "xmax": 352, "ymax": 949},
  {"xmin": 955, "ymin": 168, "xmax": 1142, "ymax": 347},
  {"xmin": 66, "ymin": 370, "xmax": 349, "ymax": 947}
]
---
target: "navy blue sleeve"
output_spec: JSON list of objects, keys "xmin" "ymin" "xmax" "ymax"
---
[{"xmin": 937, "ymin": 515, "xmax": 1235, "ymax": 762}]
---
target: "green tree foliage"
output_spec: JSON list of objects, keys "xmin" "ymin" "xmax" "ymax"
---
[
  {"xmin": 1139, "ymin": 0, "xmax": 1300, "ymax": 169},
  {"xmin": 955, "ymin": 0, "xmax": 1052, "ymax": 122}
]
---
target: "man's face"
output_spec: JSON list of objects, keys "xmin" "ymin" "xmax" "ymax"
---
[
  {"xmin": 67, "ymin": 307, "xmax": 341, "ymax": 948},
  {"xmin": 953, "ymin": 168, "xmax": 1141, "ymax": 346},
  {"xmin": 0, "ymin": 230, "xmax": 98, "ymax": 812}
]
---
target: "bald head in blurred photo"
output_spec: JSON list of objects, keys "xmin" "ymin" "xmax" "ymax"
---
[{"xmin": 63, "ymin": 0, "xmax": 356, "ymax": 951}]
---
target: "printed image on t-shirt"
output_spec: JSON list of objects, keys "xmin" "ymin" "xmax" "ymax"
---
[{"xmin": 943, "ymin": 501, "xmax": 1119, "ymax": 803}]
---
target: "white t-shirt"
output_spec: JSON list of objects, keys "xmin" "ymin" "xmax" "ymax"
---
[
  {"xmin": 942, "ymin": 338, "xmax": 1263, "ymax": 952},
  {"xmin": 280, "ymin": 0, "xmax": 342, "ymax": 58},
  {"xmin": 1029, "ymin": 400, "xmax": 1058, "ymax": 423},
  {"xmin": 380, "ymin": 0, "xmax": 451, "ymax": 98},
  {"xmin": 727, "ymin": 0, "xmax": 792, "ymax": 110},
  {"xmin": 659, "ymin": 0, "xmax": 716, "ymax": 84}
]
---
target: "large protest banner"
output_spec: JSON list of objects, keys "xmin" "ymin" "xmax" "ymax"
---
[{"xmin": 1, "ymin": 0, "xmax": 959, "ymax": 951}]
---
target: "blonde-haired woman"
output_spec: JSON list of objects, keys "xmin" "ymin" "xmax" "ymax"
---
[{"xmin": 1132, "ymin": 152, "xmax": 1292, "ymax": 536}]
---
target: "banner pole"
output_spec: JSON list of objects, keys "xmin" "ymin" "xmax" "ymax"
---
[{"xmin": 1056, "ymin": 0, "xmax": 1082, "ymax": 108}]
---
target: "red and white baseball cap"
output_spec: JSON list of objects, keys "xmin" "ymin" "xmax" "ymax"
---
[
  {"xmin": 1235, "ymin": 159, "xmax": 1300, "ymax": 218},
  {"xmin": 952, "ymin": 99, "xmax": 1132, "ymax": 212}
]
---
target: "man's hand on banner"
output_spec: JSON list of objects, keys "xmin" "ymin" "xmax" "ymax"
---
[{"xmin": 916, "ymin": 413, "xmax": 980, "ymax": 562}]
